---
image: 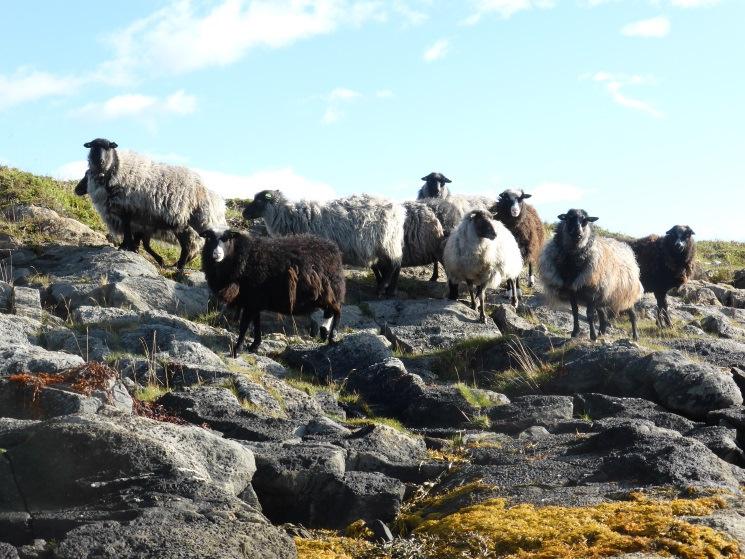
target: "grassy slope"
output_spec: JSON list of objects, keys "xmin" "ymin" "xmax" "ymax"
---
[{"xmin": 1, "ymin": 165, "xmax": 743, "ymax": 280}]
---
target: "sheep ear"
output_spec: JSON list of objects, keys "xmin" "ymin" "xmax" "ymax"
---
[
  {"xmin": 110, "ymin": 142, "xmax": 118, "ymax": 149},
  {"xmin": 665, "ymin": 227, "xmax": 675, "ymax": 236},
  {"xmin": 84, "ymin": 142, "xmax": 92, "ymax": 148},
  {"xmin": 521, "ymin": 193, "xmax": 532, "ymax": 199},
  {"xmin": 420, "ymin": 175, "xmax": 429, "ymax": 181},
  {"xmin": 558, "ymin": 214, "xmax": 567, "ymax": 221},
  {"xmin": 587, "ymin": 216, "xmax": 599, "ymax": 222},
  {"xmin": 689, "ymin": 228, "xmax": 695, "ymax": 236},
  {"xmin": 441, "ymin": 176, "xmax": 452, "ymax": 183},
  {"xmin": 198, "ymin": 230, "xmax": 212, "ymax": 239},
  {"xmin": 221, "ymin": 230, "xmax": 240, "ymax": 240}
]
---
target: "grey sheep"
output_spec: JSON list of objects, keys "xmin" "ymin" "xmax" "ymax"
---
[
  {"xmin": 417, "ymin": 172, "xmax": 452, "ymax": 199},
  {"xmin": 443, "ymin": 209, "xmax": 523, "ymax": 322},
  {"xmin": 539, "ymin": 209, "xmax": 643, "ymax": 340},
  {"xmin": 401, "ymin": 201, "xmax": 447, "ymax": 273},
  {"xmin": 243, "ymin": 190, "xmax": 405, "ymax": 297},
  {"xmin": 82, "ymin": 138, "xmax": 227, "ymax": 269}
]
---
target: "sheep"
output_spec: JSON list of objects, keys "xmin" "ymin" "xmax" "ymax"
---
[
  {"xmin": 401, "ymin": 201, "xmax": 447, "ymax": 274},
  {"xmin": 200, "ymin": 229, "xmax": 345, "ymax": 355},
  {"xmin": 539, "ymin": 209, "xmax": 643, "ymax": 341},
  {"xmin": 417, "ymin": 172, "xmax": 452, "ymax": 200},
  {"xmin": 82, "ymin": 138, "xmax": 227, "ymax": 269},
  {"xmin": 489, "ymin": 188, "xmax": 546, "ymax": 288},
  {"xmin": 443, "ymin": 209, "xmax": 523, "ymax": 322},
  {"xmin": 242, "ymin": 190, "xmax": 405, "ymax": 297},
  {"xmin": 629, "ymin": 225, "xmax": 696, "ymax": 327}
]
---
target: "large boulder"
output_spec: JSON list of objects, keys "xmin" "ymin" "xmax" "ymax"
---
[{"xmin": 488, "ymin": 395, "xmax": 574, "ymax": 434}]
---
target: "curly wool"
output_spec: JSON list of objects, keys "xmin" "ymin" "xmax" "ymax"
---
[
  {"xmin": 401, "ymin": 201, "xmax": 446, "ymax": 268},
  {"xmin": 540, "ymin": 227, "xmax": 642, "ymax": 314},
  {"xmin": 256, "ymin": 193, "xmax": 405, "ymax": 268}
]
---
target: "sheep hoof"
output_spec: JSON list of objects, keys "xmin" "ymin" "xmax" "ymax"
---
[
  {"xmin": 248, "ymin": 344, "xmax": 260, "ymax": 354},
  {"xmin": 571, "ymin": 329, "xmax": 580, "ymax": 338},
  {"xmin": 528, "ymin": 276, "xmax": 535, "ymax": 287},
  {"xmin": 480, "ymin": 315, "xmax": 487, "ymax": 324},
  {"xmin": 319, "ymin": 326, "xmax": 329, "ymax": 342},
  {"xmin": 428, "ymin": 277, "xmax": 438, "ymax": 282}
]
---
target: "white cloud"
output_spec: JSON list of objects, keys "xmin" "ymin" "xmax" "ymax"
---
[
  {"xmin": 196, "ymin": 167, "xmax": 336, "ymax": 201},
  {"xmin": 621, "ymin": 15, "xmax": 670, "ymax": 37},
  {"xmin": 463, "ymin": 0, "xmax": 556, "ymax": 25},
  {"xmin": 590, "ymin": 72, "xmax": 663, "ymax": 118},
  {"xmin": 376, "ymin": 89, "xmax": 394, "ymax": 98},
  {"xmin": 392, "ymin": 0, "xmax": 429, "ymax": 25},
  {"xmin": 72, "ymin": 90, "xmax": 197, "ymax": 120},
  {"xmin": 529, "ymin": 182, "xmax": 589, "ymax": 204},
  {"xmin": 100, "ymin": 0, "xmax": 390, "ymax": 83},
  {"xmin": 322, "ymin": 106, "xmax": 344, "ymax": 124},
  {"xmin": 321, "ymin": 86, "xmax": 390, "ymax": 124},
  {"xmin": 328, "ymin": 87, "xmax": 362, "ymax": 101},
  {"xmin": 668, "ymin": 0, "xmax": 719, "ymax": 7},
  {"xmin": 54, "ymin": 160, "xmax": 88, "ymax": 181},
  {"xmin": 423, "ymin": 39, "xmax": 450, "ymax": 62},
  {"xmin": 0, "ymin": 69, "xmax": 82, "ymax": 111}
]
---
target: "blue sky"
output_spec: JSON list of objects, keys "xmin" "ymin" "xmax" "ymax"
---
[{"xmin": 1, "ymin": 0, "xmax": 743, "ymax": 240}]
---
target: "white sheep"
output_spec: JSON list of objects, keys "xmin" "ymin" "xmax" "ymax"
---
[
  {"xmin": 82, "ymin": 138, "xmax": 227, "ymax": 269},
  {"xmin": 539, "ymin": 208, "xmax": 643, "ymax": 340},
  {"xmin": 443, "ymin": 209, "xmax": 523, "ymax": 322},
  {"xmin": 243, "ymin": 190, "xmax": 405, "ymax": 297}
]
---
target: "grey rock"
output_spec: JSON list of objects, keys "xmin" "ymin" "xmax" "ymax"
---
[
  {"xmin": 574, "ymin": 393, "xmax": 697, "ymax": 433},
  {"xmin": 0, "ymin": 543, "xmax": 18, "ymax": 559},
  {"xmin": 158, "ymin": 386, "xmax": 304, "ymax": 442},
  {"xmin": 367, "ymin": 299, "xmax": 501, "ymax": 354},
  {"xmin": 663, "ymin": 337, "xmax": 745, "ymax": 369},
  {"xmin": 708, "ymin": 406, "xmax": 745, "ymax": 443},
  {"xmin": 10, "ymin": 287, "xmax": 42, "ymax": 321},
  {"xmin": 283, "ymin": 332, "xmax": 393, "ymax": 381},
  {"xmin": 160, "ymin": 340, "xmax": 225, "ymax": 369},
  {"xmin": 0, "ymin": 282, "xmax": 12, "ymax": 313},
  {"xmin": 491, "ymin": 303, "xmax": 536, "ymax": 336},
  {"xmin": 518, "ymin": 426, "xmax": 551, "ymax": 440},
  {"xmin": 321, "ymin": 471, "xmax": 405, "ymax": 529},
  {"xmin": 0, "ymin": 345, "xmax": 84, "ymax": 376},
  {"xmin": 677, "ymin": 283, "xmax": 721, "ymax": 306},
  {"xmin": 2, "ymin": 205, "xmax": 107, "ymax": 248},
  {"xmin": 686, "ymin": 425, "xmax": 744, "ymax": 465},
  {"xmin": 488, "ymin": 395, "xmax": 574, "ymax": 434},
  {"xmin": 304, "ymin": 416, "xmax": 352, "ymax": 438},
  {"xmin": 346, "ymin": 358, "xmax": 427, "ymax": 417},
  {"xmin": 369, "ymin": 519, "xmax": 394, "ymax": 543},
  {"xmin": 336, "ymin": 424, "xmax": 426, "ymax": 475},
  {"xmin": 404, "ymin": 384, "xmax": 488, "ymax": 428},
  {"xmin": 700, "ymin": 314, "xmax": 745, "ymax": 339}
]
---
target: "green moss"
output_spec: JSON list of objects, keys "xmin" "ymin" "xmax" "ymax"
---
[
  {"xmin": 134, "ymin": 384, "xmax": 170, "ymax": 403},
  {"xmin": 294, "ymin": 535, "xmax": 374, "ymax": 559},
  {"xmin": 454, "ymin": 383, "xmax": 493, "ymax": 409},
  {"xmin": 345, "ymin": 416, "xmax": 409, "ymax": 433}
]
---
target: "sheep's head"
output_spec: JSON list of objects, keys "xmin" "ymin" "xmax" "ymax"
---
[
  {"xmin": 242, "ymin": 190, "xmax": 283, "ymax": 220},
  {"xmin": 557, "ymin": 209, "xmax": 598, "ymax": 249},
  {"xmin": 664, "ymin": 225, "xmax": 695, "ymax": 253},
  {"xmin": 468, "ymin": 209, "xmax": 497, "ymax": 240},
  {"xmin": 84, "ymin": 138, "xmax": 118, "ymax": 179},
  {"xmin": 420, "ymin": 172, "xmax": 451, "ymax": 198},
  {"xmin": 199, "ymin": 229, "xmax": 239, "ymax": 263},
  {"xmin": 497, "ymin": 189, "xmax": 532, "ymax": 219}
]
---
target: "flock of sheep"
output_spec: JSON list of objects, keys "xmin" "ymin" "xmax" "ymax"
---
[{"xmin": 74, "ymin": 139, "xmax": 697, "ymax": 355}]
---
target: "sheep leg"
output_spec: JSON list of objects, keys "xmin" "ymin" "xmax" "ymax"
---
[
  {"xmin": 119, "ymin": 214, "xmax": 138, "ymax": 252},
  {"xmin": 319, "ymin": 308, "xmax": 333, "ymax": 341},
  {"xmin": 175, "ymin": 229, "xmax": 193, "ymax": 270},
  {"xmin": 327, "ymin": 306, "xmax": 341, "ymax": 344},
  {"xmin": 597, "ymin": 308, "xmax": 608, "ymax": 336},
  {"xmin": 466, "ymin": 281, "xmax": 476, "ymax": 309},
  {"xmin": 508, "ymin": 279, "xmax": 519, "ymax": 308},
  {"xmin": 476, "ymin": 284, "xmax": 487, "ymax": 323},
  {"xmin": 248, "ymin": 312, "xmax": 262, "ymax": 353},
  {"xmin": 233, "ymin": 310, "xmax": 253, "ymax": 357},
  {"xmin": 586, "ymin": 301, "xmax": 597, "ymax": 341},
  {"xmin": 429, "ymin": 261, "xmax": 440, "ymax": 282},
  {"xmin": 528, "ymin": 262, "xmax": 535, "ymax": 288},
  {"xmin": 384, "ymin": 263, "xmax": 400, "ymax": 297},
  {"xmin": 628, "ymin": 308, "xmax": 639, "ymax": 341},
  {"xmin": 141, "ymin": 237, "xmax": 165, "ymax": 267},
  {"xmin": 448, "ymin": 281, "xmax": 459, "ymax": 301},
  {"xmin": 570, "ymin": 295, "xmax": 581, "ymax": 338},
  {"xmin": 655, "ymin": 292, "xmax": 671, "ymax": 328}
]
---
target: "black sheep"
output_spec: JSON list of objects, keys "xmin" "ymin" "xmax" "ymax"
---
[
  {"xmin": 629, "ymin": 225, "xmax": 696, "ymax": 327},
  {"xmin": 200, "ymin": 229, "xmax": 345, "ymax": 355},
  {"xmin": 417, "ymin": 172, "xmax": 452, "ymax": 200}
]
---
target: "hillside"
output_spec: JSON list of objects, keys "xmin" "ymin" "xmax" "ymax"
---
[{"xmin": 1, "ymin": 166, "xmax": 745, "ymax": 558}]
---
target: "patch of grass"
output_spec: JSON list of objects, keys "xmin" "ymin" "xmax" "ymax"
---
[
  {"xmin": 134, "ymin": 383, "xmax": 170, "ymax": 403},
  {"xmin": 357, "ymin": 301, "xmax": 375, "ymax": 319},
  {"xmin": 193, "ymin": 310, "xmax": 226, "ymax": 328},
  {"xmin": 345, "ymin": 416, "xmax": 409, "ymax": 433},
  {"xmin": 412, "ymin": 336, "xmax": 504, "ymax": 383},
  {"xmin": 454, "ymin": 383, "xmax": 493, "ymax": 409},
  {"xmin": 406, "ymin": 493, "xmax": 737, "ymax": 559},
  {"xmin": 0, "ymin": 166, "xmax": 104, "ymax": 231},
  {"xmin": 697, "ymin": 240, "xmax": 745, "ymax": 284},
  {"xmin": 490, "ymin": 337, "xmax": 559, "ymax": 395}
]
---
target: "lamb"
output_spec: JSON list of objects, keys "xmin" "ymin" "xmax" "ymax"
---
[
  {"xmin": 629, "ymin": 225, "xmax": 696, "ymax": 327},
  {"xmin": 81, "ymin": 138, "xmax": 227, "ymax": 269},
  {"xmin": 401, "ymin": 201, "xmax": 447, "ymax": 273},
  {"xmin": 417, "ymin": 172, "xmax": 452, "ymax": 199},
  {"xmin": 443, "ymin": 209, "xmax": 523, "ymax": 322},
  {"xmin": 200, "ymin": 229, "xmax": 345, "ymax": 355},
  {"xmin": 539, "ymin": 209, "xmax": 643, "ymax": 340},
  {"xmin": 490, "ymin": 188, "xmax": 545, "ymax": 288},
  {"xmin": 242, "ymin": 190, "xmax": 405, "ymax": 297}
]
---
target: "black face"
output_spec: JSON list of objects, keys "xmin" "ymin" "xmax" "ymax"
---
[
  {"xmin": 242, "ymin": 190, "xmax": 279, "ymax": 220},
  {"xmin": 497, "ymin": 189, "xmax": 532, "ymax": 218},
  {"xmin": 558, "ymin": 209, "xmax": 598, "ymax": 244},
  {"xmin": 84, "ymin": 138, "xmax": 118, "ymax": 177},
  {"xmin": 665, "ymin": 225, "xmax": 695, "ymax": 252},
  {"xmin": 421, "ymin": 172, "xmax": 451, "ymax": 197},
  {"xmin": 470, "ymin": 210, "xmax": 496, "ymax": 240}
]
